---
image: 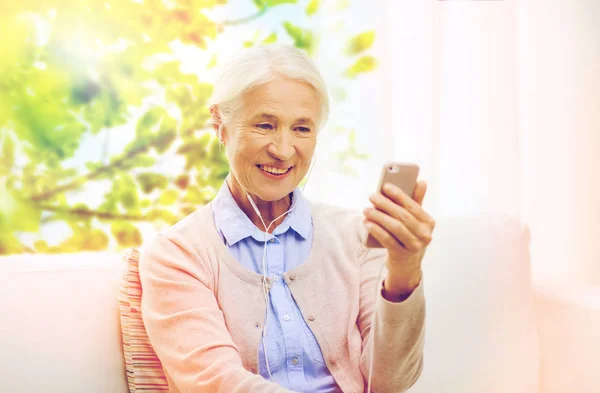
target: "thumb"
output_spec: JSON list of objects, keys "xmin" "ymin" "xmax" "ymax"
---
[{"xmin": 412, "ymin": 181, "xmax": 427, "ymax": 205}]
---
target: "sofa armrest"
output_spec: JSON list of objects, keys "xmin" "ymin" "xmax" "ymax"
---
[{"xmin": 533, "ymin": 277, "xmax": 600, "ymax": 393}]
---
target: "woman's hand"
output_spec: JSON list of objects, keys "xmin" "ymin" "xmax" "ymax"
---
[{"xmin": 363, "ymin": 181, "xmax": 436, "ymax": 301}]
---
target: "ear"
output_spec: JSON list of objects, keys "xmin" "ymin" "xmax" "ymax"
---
[
  {"xmin": 217, "ymin": 124, "xmax": 226, "ymax": 145},
  {"xmin": 209, "ymin": 104, "xmax": 224, "ymax": 142}
]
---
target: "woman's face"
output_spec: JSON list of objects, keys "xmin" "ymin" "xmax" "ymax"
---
[{"xmin": 222, "ymin": 77, "xmax": 320, "ymax": 202}]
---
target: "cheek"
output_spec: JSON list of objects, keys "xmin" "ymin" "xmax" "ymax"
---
[
  {"xmin": 231, "ymin": 129, "xmax": 265, "ymax": 157},
  {"xmin": 298, "ymin": 139, "xmax": 317, "ymax": 162}
]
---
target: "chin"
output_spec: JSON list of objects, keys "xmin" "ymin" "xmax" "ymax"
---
[
  {"xmin": 251, "ymin": 182, "xmax": 297, "ymax": 202},
  {"xmin": 255, "ymin": 188, "xmax": 294, "ymax": 202}
]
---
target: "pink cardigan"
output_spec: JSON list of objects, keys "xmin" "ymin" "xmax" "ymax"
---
[{"xmin": 139, "ymin": 201, "xmax": 425, "ymax": 393}]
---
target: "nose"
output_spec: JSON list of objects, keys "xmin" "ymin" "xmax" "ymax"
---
[{"xmin": 267, "ymin": 130, "xmax": 295, "ymax": 161}]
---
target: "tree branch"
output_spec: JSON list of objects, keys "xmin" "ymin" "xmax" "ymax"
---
[
  {"xmin": 29, "ymin": 126, "xmax": 209, "ymax": 202},
  {"xmin": 39, "ymin": 204, "xmax": 150, "ymax": 222},
  {"xmin": 30, "ymin": 143, "xmax": 144, "ymax": 202}
]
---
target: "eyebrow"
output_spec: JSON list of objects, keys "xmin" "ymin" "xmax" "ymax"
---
[
  {"xmin": 253, "ymin": 113, "xmax": 316, "ymax": 127},
  {"xmin": 295, "ymin": 117, "xmax": 315, "ymax": 127},
  {"xmin": 254, "ymin": 113, "xmax": 278, "ymax": 121}
]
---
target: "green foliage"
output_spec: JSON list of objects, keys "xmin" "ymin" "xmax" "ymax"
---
[
  {"xmin": 253, "ymin": 0, "xmax": 297, "ymax": 8},
  {"xmin": 345, "ymin": 31, "xmax": 375, "ymax": 55},
  {"xmin": 283, "ymin": 22, "xmax": 314, "ymax": 54},
  {"xmin": 344, "ymin": 55, "xmax": 377, "ymax": 79},
  {"xmin": 264, "ymin": 32, "xmax": 278, "ymax": 43},
  {"xmin": 111, "ymin": 221, "xmax": 142, "ymax": 247},
  {"xmin": 305, "ymin": 0, "xmax": 320, "ymax": 16},
  {"xmin": 334, "ymin": 129, "xmax": 369, "ymax": 176},
  {"xmin": 0, "ymin": 0, "xmax": 377, "ymax": 255}
]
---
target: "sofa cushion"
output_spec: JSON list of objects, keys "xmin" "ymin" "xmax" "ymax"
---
[
  {"xmin": 0, "ymin": 252, "xmax": 130, "ymax": 393},
  {"xmin": 119, "ymin": 248, "xmax": 169, "ymax": 392},
  {"xmin": 407, "ymin": 214, "xmax": 541, "ymax": 393}
]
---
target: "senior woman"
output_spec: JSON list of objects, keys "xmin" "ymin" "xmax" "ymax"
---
[{"xmin": 139, "ymin": 44, "xmax": 435, "ymax": 393}]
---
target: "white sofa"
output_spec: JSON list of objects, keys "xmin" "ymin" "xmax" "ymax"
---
[{"xmin": 1, "ymin": 214, "xmax": 597, "ymax": 393}]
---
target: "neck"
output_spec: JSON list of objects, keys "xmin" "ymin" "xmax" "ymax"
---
[{"xmin": 226, "ymin": 176, "xmax": 293, "ymax": 234}]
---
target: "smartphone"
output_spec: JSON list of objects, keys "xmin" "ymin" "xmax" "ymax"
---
[{"xmin": 365, "ymin": 162, "xmax": 420, "ymax": 248}]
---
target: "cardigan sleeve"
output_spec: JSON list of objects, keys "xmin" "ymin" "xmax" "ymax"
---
[
  {"xmin": 355, "ymin": 232, "xmax": 426, "ymax": 393},
  {"xmin": 139, "ymin": 233, "xmax": 296, "ymax": 393}
]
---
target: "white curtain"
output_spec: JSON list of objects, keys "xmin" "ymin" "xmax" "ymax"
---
[{"xmin": 309, "ymin": 0, "xmax": 600, "ymax": 286}]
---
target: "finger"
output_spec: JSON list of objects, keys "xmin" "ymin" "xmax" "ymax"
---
[
  {"xmin": 364, "ymin": 219, "xmax": 406, "ymax": 251},
  {"xmin": 381, "ymin": 182, "xmax": 435, "ymax": 225},
  {"xmin": 364, "ymin": 208, "xmax": 422, "ymax": 252},
  {"xmin": 368, "ymin": 192, "xmax": 421, "ymax": 234}
]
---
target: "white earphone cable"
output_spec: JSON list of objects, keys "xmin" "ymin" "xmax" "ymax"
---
[
  {"xmin": 245, "ymin": 153, "xmax": 317, "ymax": 381},
  {"xmin": 243, "ymin": 152, "xmax": 383, "ymax": 389}
]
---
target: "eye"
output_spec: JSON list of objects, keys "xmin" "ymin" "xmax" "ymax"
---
[
  {"xmin": 295, "ymin": 126, "xmax": 311, "ymax": 133},
  {"xmin": 256, "ymin": 123, "xmax": 274, "ymax": 130}
]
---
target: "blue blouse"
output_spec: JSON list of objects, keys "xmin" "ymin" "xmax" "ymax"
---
[{"xmin": 211, "ymin": 182, "xmax": 341, "ymax": 393}]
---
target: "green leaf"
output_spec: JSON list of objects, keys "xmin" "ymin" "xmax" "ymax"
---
[
  {"xmin": 34, "ymin": 240, "xmax": 49, "ymax": 253},
  {"xmin": 85, "ymin": 161, "xmax": 103, "ymax": 172},
  {"xmin": 305, "ymin": 0, "xmax": 320, "ymax": 15},
  {"xmin": 85, "ymin": 229, "xmax": 110, "ymax": 251},
  {"xmin": 344, "ymin": 56, "xmax": 378, "ymax": 79},
  {"xmin": 159, "ymin": 188, "xmax": 179, "ymax": 205},
  {"xmin": 192, "ymin": 83, "xmax": 214, "ymax": 106},
  {"xmin": 136, "ymin": 107, "xmax": 168, "ymax": 137},
  {"xmin": 137, "ymin": 173, "xmax": 169, "ymax": 194},
  {"xmin": 131, "ymin": 154, "xmax": 156, "ymax": 168},
  {"xmin": 120, "ymin": 187, "xmax": 138, "ymax": 210},
  {"xmin": 1, "ymin": 134, "xmax": 14, "ymax": 170},
  {"xmin": 283, "ymin": 22, "xmax": 314, "ymax": 53},
  {"xmin": 179, "ymin": 204, "xmax": 197, "ymax": 216},
  {"xmin": 58, "ymin": 226, "xmax": 110, "ymax": 252},
  {"xmin": 111, "ymin": 221, "xmax": 142, "ymax": 247},
  {"xmin": 207, "ymin": 54, "xmax": 217, "ymax": 69},
  {"xmin": 345, "ymin": 31, "xmax": 375, "ymax": 55},
  {"xmin": 156, "ymin": 124, "xmax": 177, "ymax": 154},
  {"xmin": 0, "ymin": 184, "xmax": 41, "ymax": 232},
  {"xmin": 252, "ymin": 0, "xmax": 266, "ymax": 8},
  {"xmin": 166, "ymin": 85, "xmax": 193, "ymax": 107},
  {"xmin": 148, "ymin": 208, "xmax": 179, "ymax": 225},
  {"xmin": 333, "ymin": 0, "xmax": 350, "ymax": 11},
  {"xmin": 263, "ymin": 32, "xmax": 277, "ymax": 43},
  {"xmin": 349, "ymin": 129, "xmax": 357, "ymax": 144},
  {"xmin": 0, "ymin": 232, "xmax": 29, "ymax": 254},
  {"xmin": 177, "ymin": 134, "xmax": 213, "ymax": 170},
  {"xmin": 267, "ymin": 0, "xmax": 297, "ymax": 5},
  {"xmin": 182, "ymin": 186, "xmax": 202, "ymax": 204}
]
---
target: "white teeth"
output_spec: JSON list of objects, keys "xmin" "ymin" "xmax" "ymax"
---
[{"xmin": 260, "ymin": 165, "xmax": 290, "ymax": 175}]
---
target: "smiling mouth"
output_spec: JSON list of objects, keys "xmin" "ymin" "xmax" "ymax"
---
[{"xmin": 257, "ymin": 164, "xmax": 293, "ymax": 176}]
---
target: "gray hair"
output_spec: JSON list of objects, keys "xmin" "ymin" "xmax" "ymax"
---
[{"xmin": 208, "ymin": 44, "xmax": 330, "ymax": 130}]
